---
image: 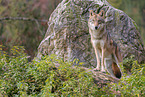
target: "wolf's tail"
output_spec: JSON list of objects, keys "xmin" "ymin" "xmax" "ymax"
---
[{"xmin": 112, "ymin": 62, "xmax": 122, "ymax": 79}]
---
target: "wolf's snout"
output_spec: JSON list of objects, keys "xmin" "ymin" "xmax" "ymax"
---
[{"xmin": 95, "ymin": 26, "xmax": 98, "ymax": 30}]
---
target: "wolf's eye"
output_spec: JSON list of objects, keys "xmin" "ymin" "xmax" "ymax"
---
[{"xmin": 98, "ymin": 20, "xmax": 101, "ymax": 24}]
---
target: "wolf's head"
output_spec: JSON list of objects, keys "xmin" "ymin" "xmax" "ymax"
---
[{"xmin": 88, "ymin": 10, "xmax": 105, "ymax": 31}]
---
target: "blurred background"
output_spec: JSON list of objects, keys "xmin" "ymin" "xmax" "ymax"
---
[{"xmin": 0, "ymin": 0, "xmax": 144, "ymax": 59}]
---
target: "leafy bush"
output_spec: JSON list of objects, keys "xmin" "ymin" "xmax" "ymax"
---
[
  {"xmin": 0, "ymin": 46, "xmax": 145, "ymax": 96},
  {"xmin": 110, "ymin": 59, "xmax": 145, "ymax": 97},
  {"xmin": 0, "ymin": 46, "xmax": 110, "ymax": 96}
]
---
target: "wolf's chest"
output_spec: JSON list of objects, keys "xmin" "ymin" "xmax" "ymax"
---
[
  {"xmin": 91, "ymin": 39, "xmax": 105, "ymax": 49},
  {"xmin": 91, "ymin": 39, "xmax": 112, "ymax": 58}
]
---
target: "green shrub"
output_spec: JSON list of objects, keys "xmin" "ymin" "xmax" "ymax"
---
[
  {"xmin": 110, "ymin": 59, "xmax": 145, "ymax": 97},
  {"xmin": 0, "ymin": 46, "xmax": 145, "ymax": 96},
  {"xmin": 0, "ymin": 46, "xmax": 111, "ymax": 96}
]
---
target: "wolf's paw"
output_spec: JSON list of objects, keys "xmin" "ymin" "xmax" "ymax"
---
[
  {"xmin": 101, "ymin": 69, "xmax": 106, "ymax": 73},
  {"xmin": 93, "ymin": 68, "xmax": 100, "ymax": 71}
]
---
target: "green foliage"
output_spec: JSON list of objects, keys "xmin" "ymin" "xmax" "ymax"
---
[
  {"xmin": 0, "ymin": 46, "xmax": 111, "ymax": 96},
  {"xmin": 107, "ymin": 0, "xmax": 122, "ymax": 8},
  {"xmin": 110, "ymin": 58, "xmax": 145, "ymax": 96},
  {"xmin": 0, "ymin": 46, "xmax": 145, "ymax": 96},
  {"xmin": 121, "ymin": 55, "xmax": 135, "ymax": 74}
]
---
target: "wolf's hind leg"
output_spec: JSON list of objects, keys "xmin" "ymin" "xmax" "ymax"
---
[{"xmin": 104, "ymin": 58, "xmax": 116, "ymax": 77}]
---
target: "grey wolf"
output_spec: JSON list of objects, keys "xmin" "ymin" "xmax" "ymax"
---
[{"xmin": 88, "ymin": 10, "xmax": 122, "ymax": 78}]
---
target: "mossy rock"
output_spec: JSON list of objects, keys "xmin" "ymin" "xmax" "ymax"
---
[{"xmin": 37, "ymin": 0, "xmax": 145, "ymax": 67}]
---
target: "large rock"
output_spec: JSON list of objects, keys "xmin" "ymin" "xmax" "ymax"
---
[{"xmin": 37, "ymin": 0, "xmax": 145, "ymax": 67}]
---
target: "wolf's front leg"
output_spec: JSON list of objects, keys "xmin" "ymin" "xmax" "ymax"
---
[
  {"xmin": 93, "ymin": 48, "xmax": 100, "ymax": 70},
  {"xmin": 101, "ymin": 48, "xmax": 105, "ymax": 72}
]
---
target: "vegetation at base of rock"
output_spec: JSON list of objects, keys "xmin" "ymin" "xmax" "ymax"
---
[
  {"xmin": 0, "ymin": 46, "xmax": 110, "ymax": 96},
  {"xmin": 110, "ymin": 60, "xmax": 145, "ymax": 96},
  {"xmin": 0, "ymin": 46, "xmax": 145, "ymax": 96}
]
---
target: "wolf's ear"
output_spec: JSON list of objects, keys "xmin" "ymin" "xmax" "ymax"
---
[
  {"xmin": 99, "ymin": 10, "xmax": 105, "ymax": 18},
  {"xmin": 89, "ymin": 10, "xmax": 94, "ymax": 16}
]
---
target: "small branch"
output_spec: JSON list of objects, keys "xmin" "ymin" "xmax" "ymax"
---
[
  {"xmin": 0, "ymin": 17, "xmax": 48, "ymax": 22},
  {"xmin": 0, "ymin": 17, "xmax": 48, "ymax": 35}
]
